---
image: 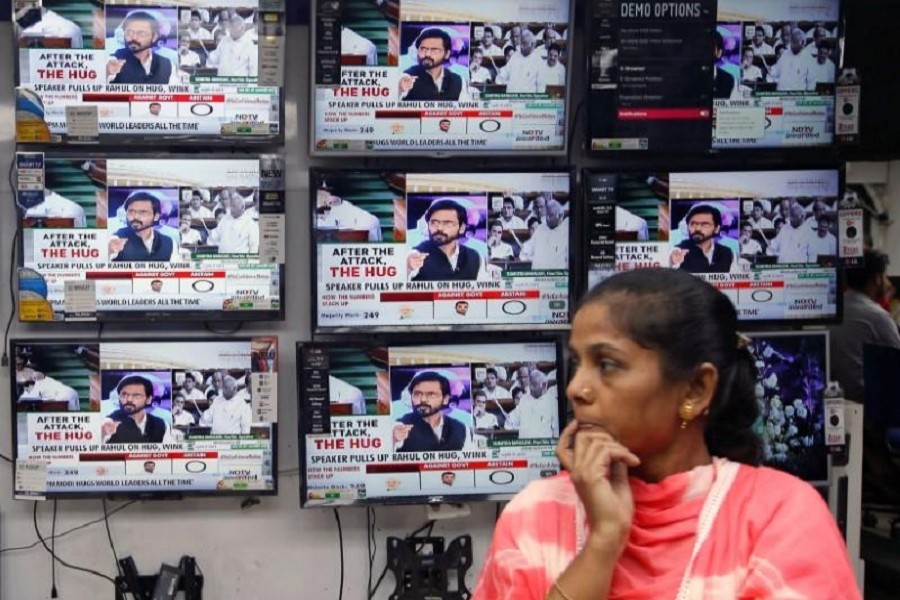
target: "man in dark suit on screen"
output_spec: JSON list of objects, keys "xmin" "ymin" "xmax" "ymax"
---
[
  {"xmin": 107, "ymin": 10, "xmax": 173, "ymax": 84},
  {"xmin": 102, "ymin": 374, "xmax": 171, "ymax": 444},
  {"xmin": 393, "ymin": 371, "xmax": 468, "ymax": 452},
  {"xmin": 109, "ymin": 190, "xmax": 175, "ymax": 262},
  {"xmin": 669, "ymin": 204, "xmax": 735, "ymax": 273},
  {"xmin": 398, "ymin": 27, "xmax": 464, "ymax": 101},
  {"xmin": 407, "ymin": 198, "xmax": 485, "ymax": 281},
  {"xmin": 713, "ymin": 30, "xmax": 736, "ymax": 99}
]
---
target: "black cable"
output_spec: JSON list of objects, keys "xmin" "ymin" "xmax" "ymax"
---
[
  {"xmin": 369, "ymin": 519, "xmax": 435, "ymax": 598},
  {"xmin": 366, "ymin": 507, "xmax": 377, "ymax": 599},
  {"xmin": 495, "ymin": 501, "xmax": 502, "ymax": 523},
  {"xmin": 2, "ymin": 157, "xmax": 20, "ymax": 368},
  {"xmin": 566, "ymin": 98, "xmax": 585, "ymax": 163},
  {"xmin": 102, "ymin": 499, "xmax": 122, "ymax": 577},
  {"xmin": 33, "ymin": 502, "xmax": 117, "ymax": 586},
  {"xmin": 0, "ymin": 452, "xmax": 13, "ymax": 464},
  {"xmin": 1, "ymin": 500, "xmax": 135, "ymax": 554},
  {"xmin": 51, "ymin": 500, "xmax": 58, "ymax": 598},
  {"xmin": 333, "ymin": 509, "xmax": 344, "ymax": 600}
]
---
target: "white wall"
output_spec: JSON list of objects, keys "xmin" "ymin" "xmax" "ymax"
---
[
  {"xmin": 847, "ymin": 160, "xmax": 900, "ymax": 273},
  {"xmin": 0, "ymin": 25, "xmax": 498, "ymax": 600}
]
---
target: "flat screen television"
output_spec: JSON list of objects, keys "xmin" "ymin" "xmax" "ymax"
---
[
  {"xmin": 16, "ymin": 153, "xmax": 285, "ymax": 322},
  {"xmin": 584, "ymin": 167, "xmax": 842, "ymax": 324},
  {"xmin": 311, "ymin": 170, "xmax": 574, "ymax": 332},
  {"xmin": 746, "ymin": 330, "xmax": 829, "ymax": 485},
  {"xmin": 10, "ymin": 336, "xmax": 279, "ymax": 499},
  {"xmin": 299, "ymin": 338, "xmax": 565, "ymax": 506},
  {"xmin": 14, "ymin": 0, "xmax": 284, "ymax": 145},
  {"xmin": 587, "ymin": 0, "xmax": 841, "ymax": 153},
  {"xmin": 310, "ymin": 0, "xmax": 574, "ymax": 155}
]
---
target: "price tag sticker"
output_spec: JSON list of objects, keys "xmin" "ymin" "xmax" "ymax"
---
[{"xmin": 16, "ymin": 459, "xmax": 48, "ymax": 500}]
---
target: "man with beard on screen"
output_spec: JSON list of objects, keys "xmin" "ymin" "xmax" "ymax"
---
[
  {"xmin": 393, "ymin": 371, "xmax": 468, "ymax": 452},
  {"xmin": 399, "ymin": 27, "xmax": 465, "ymax": 101},
  {"xmin": 407, "ymin": 198, "xmax": 486, "ymax": 281},
  {"xmin": 109, "ymin": 190, "xmax": 176, "ymax": 261},
  {"xmin": 669, "ymin": 204, "xmax": 735, "ymax": 273},
  {"xmin": 107, "ymin": 10, "xmax": 175, "ymax": 84},
  {"xmin": 101, "ymin": 374, "xmax": 172, "ymax": 444}
]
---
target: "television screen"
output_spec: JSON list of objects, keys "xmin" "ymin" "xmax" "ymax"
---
[
  {"xmin": 16, "ymin": 153, "xmax": 285, "ymax": 323},
  {"xmin": 312, "ymin": 170, "xmax": 573, "ymax": 332},
  {"xmin": 588, "ymin": 0, "xmax": 840, "ymax": 152},
  {"xmin": 10, "ymin": 337, "xmax": 279, "ymax": 499},
  {"xmin": 299, "ymin": 339, "xmax": 564, "ymax": 506},
  {"xmin": 746, "ymin": 331, "xmax": 829, "ymax": 484},
  {"xmin": 584, "ymin": 168, "xmax": 841, "ymax": 323},
  {"xmin": 310, "ymin": 0, "xmax": 574, "ymax": 155},
  {"xmin": 14, "ymin": 0, "xmax": 284, "ymax": 145}
]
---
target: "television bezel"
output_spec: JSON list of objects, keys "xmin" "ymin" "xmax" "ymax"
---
[
  {"xmin": 297, "ymin": 335, "xmax": 568, "ymax": 507},
  {"xmin": 9, "ymin": 336, "xmax": 280, "ymax": 500},
  {"xmin": 307, "ymin": 0, "xmax": 577, "ymax": 157},
  {"xmin": 15, "ymin": 151, "xmax": 287, "ymax": 324},
  {"xmin": 309, "ymin": 167, "xmax": 578, "ymax": 335},
  {"xmin": 580, "ymin": 163, "xmax": 846, "ymax": 328}
]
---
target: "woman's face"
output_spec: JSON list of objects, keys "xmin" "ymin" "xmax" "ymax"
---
[{"xmin": 567, "ymin": 300, "xmax": 688, "ymax": 458}]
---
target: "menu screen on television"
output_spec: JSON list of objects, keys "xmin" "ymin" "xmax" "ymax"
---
[
  {"xmin": 311, "ymin": 0, "xmax": 574, "ymax": 155},
  {"xmin": 299, "ymin": 339, "xmax": 564, "ymax": 506},
  {"xmin": 588, "ymin": 0, "xmax": 840, "ymax": 152},
  {"xmin": 15, "ymin": 0, "xmax": 284, "ymax": 144},
  {"xmin": 585, "ymin": 168, "xmax": 840, "ymax": 323},
  {"xmin": 747, "ymin": 331, "xmax": 829, "ymax": 484},
  {"xmin": 312, "ymin": 170, "xmax": 573, "ymax": 332},
  {"xmin": 16, "ymin": 153, "xmax": 285, "ymax": 322},
  {"xmin": 11, "ymin": 337, "xmax": 278, "ymax": 499}
]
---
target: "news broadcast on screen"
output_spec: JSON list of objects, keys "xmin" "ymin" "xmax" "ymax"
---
[
  {"xmin": 312, "ymin": 170, "xmax": 573, "ymax": 332},
  {"xmin": 16, "ymin": 153, "xmax": 285, "ymax": 322},
  {"xmin": 14, "ymin": 0, "xmax": 285, "ymax": 144},
  {"xmin": 585, "ymin": 168, "xmax": 841, "ymax": 323},
  {"xmin": 11, "ymin": 337, "xmax": 278, "ymax": 498},
  {"xmin": 311, "ymin": 0, "xmax": 574, "ymax": 154},
  {"xmin": 299, "ymin": 340, "xmax": 564, "ymax": 506},
  {"xmin": 589, "ymin": 0, "xmax": 840, "ymax": 152}
]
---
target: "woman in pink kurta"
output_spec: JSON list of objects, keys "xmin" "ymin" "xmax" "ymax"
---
[{"xmin": 474, "ymin": 269, "xmax": 860, "ymax": 600}]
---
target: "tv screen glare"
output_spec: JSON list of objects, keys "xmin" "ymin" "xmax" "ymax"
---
[
  {"xmin": 312, "ymin": 170, "xmax": 573, "ymax": 332},
  {"xmin": 14, "ymin": 0, "xmax": 284, "ymax": 144},
  {"xmin": 310, "ymin": 0, "xmax": 574, "ymax": 155},
  {"xmin": 747, "ymin": 331, "xmax": 829, "ymax": 484},
  {"xmin": 299, "ymin": 339, "xmax": 564, "ymax": 506},
  {"xmin": 584, "ymin": 168, "xmax": 841, "ymax": 323},
  {"xmin": 11, "ymin": 337, "xmax": 279, "ymax": 498},
  {"xmin": 588, "ymin": 0, "xmax": 840, "ymax": 152},
  {"xmin": 16, "ymin": 153, "xmax": 285, "ymax": 323}
]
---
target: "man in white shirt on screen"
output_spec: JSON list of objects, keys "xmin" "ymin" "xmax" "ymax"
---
[
  {"xmin": 528, "ymin": 199, "xmax": 568, "ymax": 270},
  {"xmin": 473, "ymin": 391, "xmax": 499, "ymax": 430},
  {"xmin": 171, "ymin": 394, "xmax": 197, "ymax": 427},
  {"xmin": 767, "ymin": 202, "xmax": 818, "ymax": 264},
  {"xmin": 216, "ymin": 189, "xmax": 259, "ymax": 254},
  {"xmin": 616, "ymin": 205, "xmax": 649, "ymax": 241},
  {"xmin": 803, "ymin": 26, "xmax": 829, "ymax": 59},
  {"xmin": 748, "ymin": 201, "xmax": 773, "ymax": 230},
  {"xmin": 329, "ymin": 375, "xmax": 367, "ymax": 415},
  {"xmin": 20, "ymin": 8, "xmax": 83, "ymax": 48},
  {"xmin": 504, "ymin": 370, "xmax": 558, "ymax": 439},
  {"xmin": 482, "ymin": 368, "xmax": 511, "ymax": 402},
  {"xmin": 741, "ymin": 47, "xmax": 763, "ymax": 83},
  {"xmin": 179, "ymin": 214, "xmax": 202, "ymax": 245},
  {"xmin": 186, "ymin": 11, "xmax": 212, "ymax": 41},
  {"xmin": 498, "ymin": 197, "xmax": 526, "ymax": 230},
  {"xmin": 469, "ymin": 48, "xmax": 493, "ymax": 84},
  {"xmin": 486, "ymin": 221, "xmax": 515, "ymax": 260},
  {"xmin": 341, "ymin": 26, "xmax": 377, "ymax": 65},
  {"xmin": 768, "ymin": 28, "xmax": 815, "ymax": 91},
  {"xmin": 187, "ymin": 191, "xmax": 214, "ymax": 219},
  {"xmin": 479, "ymin": 26, "xmax": 505, "ymax": 58},
  {"xmin": 24, "ymin": 190, "xmax": 87, "ymax": 227},
  {"xmin": 808, "ymin": 43, "xmax": 835, "ymax": 86},
  {"xmin": 749, "ymin": 26, "xmax": 774, "ymax": 57},
  {"xmin": 537, "ymin": 44, "xmax": 566, "ymax": 91},
  {"xmin": 180, "ymin": 373, "xmax": 206, "ymax": 403},
  {"xmin": 209, "ymin": 14, "xmax": 257, "ymax": 77},
  {"xmin": 809, "ymin": 218, "xmax": 837, "ymax": 260},
  {"xmin": 177, "ymin": 33, "xmax": 202, "ymax": 67},
  {"xmin": 317, "ymin": 186, "xmax": 382, "ymax": 242},
  {"xmin": 505, "ymin": 30, "xmax": 543, "ymax": 93},
  {"xmin": 200, "ymin": 376, "xmax": 252, "ymax": 434},
  {"xmin": 20, "ymin": 372, "xmax": 81, "ymax": 411}
]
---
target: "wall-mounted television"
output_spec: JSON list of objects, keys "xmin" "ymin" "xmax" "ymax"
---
[
  {"xmin": 16, "ymin": 153, "xmax": 285, "ymax": 323},
  {"xmin": 311, "ymin": 170, "xmax": 574, "ymax": 332},
  {"xmin": 746, "ymin": 330, "xmax": 829, "ymax": 485},
  {"xmin": 587, "ymin": 0, "xmax": 841, "ymax": 153},
  {"xmin": 298, "ymin": 338, "xmax": 564, "ymax": 506},
  {"xmin": 11, "ymin": 337, "xmax": 279, "ymax": 499},
  {"xmin": 584, "ymin": 167, "xmax": 841, "ymax": 324},
  {"xmin": 310, "ymin": 0, "xmax": 574, "ymax": 155},
  {"xmin": 14, "ymin": 0, "xmax": 284, "ymax": 145}
]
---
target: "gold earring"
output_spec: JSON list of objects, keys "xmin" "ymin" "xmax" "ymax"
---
[{"xmin": 678, "ymin": 401, "xmax": 697, "ymax": 429}]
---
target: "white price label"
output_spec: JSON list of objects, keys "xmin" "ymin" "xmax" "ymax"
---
[{"xmin": 15, "ymin": 459, "xmax": 48, "ymax": 500}]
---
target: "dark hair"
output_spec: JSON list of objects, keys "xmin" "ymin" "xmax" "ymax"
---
[
  {"xmin": 151, "ymin": 279, "xmax": 162, "ymax": 285},
  {"xmin": 580, "ymin": 269, "xmax": 761, "ymax": 464},
  {"xmin": 408, "ymin": 370, "xmax": 450, "ymax": 397},
  {"xmin": 546, "ymin": 43, "xmax": 561, "ymax": 55},
  {"xmin": 755, "ymin": 25, "xmax": 765, "ymax": 35},
  {"xmin": 441, "ymin": 471, "xmax": 455, "ymax": 477},
  {"xmin": 502, "ymin": 197, "xmax": 515, "ymax": 208},
  {"xmin": 490, "ymin": 219, "xmax": 504, "ymax": 231},
  {"xmin": 183, "ymin": 373, "xmax": 195, "ymax": 382},
  {"xmin": 455, "ymin": 300, "xmax": 468, "ymax": 306},
  {"xmin": 416, "ymin": 27, "xmax": 451, "ymax": 52},
  {"xmin": 752, "ymin": 201, "xmax": 764, "ymax": 211},
  {"xmin": 474, "ymin": 389, "xmax": 487, "ymax": 400},
  {"xmin": 504, "ymin": 45, "xmax": 515, "ymax": 57},
  {"xmin": 116, "ymin": 374, "xmax": 154, "ymax": 399},
  {"xmin": 686, "ymin": 204, "xmax": 722, "ymax": 228},
  {"xmin": 124, "ymin": 191, "xmax": 161, "ymax": 216},
  {"xmin": 124, "ymin": 11, "xmax": 159, "ymax": 36},
  {"xmin": 714, "ymin": 30, "xmax": 724, "ymax": 52},
  {"xmin": 424, "ymin": 198, "xmax": 467, "ymax": 227},
  {"xmin": 846, "ymin": 249, "xmax": 889, "ymax": 291},
  {"xmin": 190, "ymin": 10, "xmax": 202, "ymax": 19},
  {"xmin": 485, "ymin": 367, "xmax": 498, "ymax": 378},
  {"xmin": 526, "ymin": 216, "xmax": 540, "ymax": 229},
  {"xmin": 206, "ymin": 389, "xmax": 217, "ymax": 400},
  {"xmin": 214, "ymin": 207, "xmax": 226, "ymax": 218}
]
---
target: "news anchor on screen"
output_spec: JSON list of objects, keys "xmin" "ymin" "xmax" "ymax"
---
[
  {"xmin": 407, "ymin": 198, "xmax": 486, "ymax": 281},
  {"xmin": 669, "ymin": 204, "xmax": 735, "ymax": 274},
  {"xmin": 393, "ymin": 371, "xmax": 467, "ymax": 452},
  {"xmin": 399, "ymin": 28, "xmax": 465, "ymax": 101},
  {"xmin": 107, "ymin": 10, "xmax": 175, "ymax": 84},
  {"xmin": 109, "ymin": 190, "xmax": 176, "ymax": 262},
  {"xmin": 102, "ymin": 374, "xmax": 173, "ymax": 444}
]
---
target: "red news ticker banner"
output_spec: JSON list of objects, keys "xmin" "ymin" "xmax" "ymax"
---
[
  {"xmin": 85, "ymin": 271, "xmax": 228, "ymax": 280},
  {"xmin": 79, "ymin": 452, "xmax": 219, "ymax": 461},
  {"xmin": 766, "ymin": 106, "xmax": 785, "ymax": 116},
  {"xmin": 712, "ymin": 280, "xmax": 786, "ymax": 290},
  {"xmin": 80, "ymin": 94, "xmax": 227, "ymax": 103},
  {"xmin": 380, "ymin": 290, "xmax": 541, "ymax": 302},
  {"xmin": 366, "ymin": 460, "xmax": 529, "ymax": 473},
  {"xmin": 618, "ymin": 108, "xmax": 711, "ymax": 120},
  {"xmin": 374, "ymin": 110, "xmax": 515, "ymax": 118}
]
